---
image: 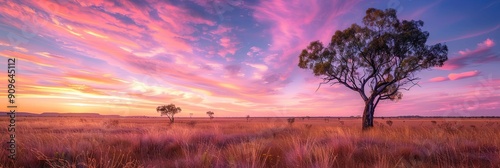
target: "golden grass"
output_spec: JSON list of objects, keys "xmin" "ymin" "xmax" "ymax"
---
[{"xmin": 1, "ymin": 117, "xmax": 499, "ymax": 167}]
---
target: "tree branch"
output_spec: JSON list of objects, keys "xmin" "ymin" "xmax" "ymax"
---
[{"xmin": 374, "ymin": 95, "xmax": 381, "ymax": 107}]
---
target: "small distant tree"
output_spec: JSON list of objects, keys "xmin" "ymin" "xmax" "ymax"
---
[
  {"xmin": 157, "ymin": 104, "xmax": 181, "ymax": 124},
  {"xmin": 190, "ymin": 113, "xmax": 193, "ymax": 118},
  {"xmin": 206, "ymin": 111, "xmax": 214, "ymax": 119},
  {"xmin": 287, "ymin": 118, "xmax": 295, "ymax": 125},
  {"xmin": 246, "ymin": 115, "xmax": 250, "ymax": 122}
]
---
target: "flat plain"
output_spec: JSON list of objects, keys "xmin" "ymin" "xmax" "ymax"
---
[{"xmin": 1, "ymin": 116, "xmax": 500, "ymax": 167}]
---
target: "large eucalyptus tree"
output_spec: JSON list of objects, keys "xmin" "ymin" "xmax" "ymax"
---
[{"xmin": 298, "ymin": 8, "xmax": 448, "ymax": 130}]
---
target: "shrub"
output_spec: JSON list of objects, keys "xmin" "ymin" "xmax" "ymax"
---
[
  {"xmin": 104, "ymin": 119, "xmax": 119, "ymax": 128},
  {"xmin": 386, "ymin": 120, "xmax": 393, "ymax": 126},
  {"xmin": 187, "ymin": 121, "xmax": 197, "ymax": 127}
]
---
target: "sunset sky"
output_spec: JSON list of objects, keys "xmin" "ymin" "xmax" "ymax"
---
[{"xmin": 0, "ymin": 0, "xmax": 499, "ymax": 117}]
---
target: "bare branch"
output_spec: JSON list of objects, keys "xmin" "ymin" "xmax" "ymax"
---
[{"xmin": 315, "ymin": 80, "xmax": 330, "ymax": 92}]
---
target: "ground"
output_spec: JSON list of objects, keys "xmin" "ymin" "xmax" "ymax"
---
[{"xmin": 1, "ymin": 116, "xmax": 499, "ymax": 167}]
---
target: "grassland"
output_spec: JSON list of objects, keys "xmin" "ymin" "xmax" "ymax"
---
[{"xmin": 1, "ymin": 117, "xmax": 499, "ymax": 167}]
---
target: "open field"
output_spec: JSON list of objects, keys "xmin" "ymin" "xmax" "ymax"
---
[{"xmin": 2, "ymin": 117, "xmax": 500, "ymax": 167}]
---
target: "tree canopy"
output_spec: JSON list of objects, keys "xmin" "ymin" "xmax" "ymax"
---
[
  {"xmin": 206, "ymin": 111, "xmax": 214, "ymax": 119},
  {"xmin": 157, "ymin": 104, "xmax": 181, "ymax": 123}
]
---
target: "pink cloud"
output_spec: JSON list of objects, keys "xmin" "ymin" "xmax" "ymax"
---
[
  {"xmin": 245, "ymin": 63, "xmax": 268, "ymax": 72},
  {"xmin": 252, "ymin": 0, "xmax": 360, "ymax": 51},
  {"xmin": 429, "ymin": 76, "xmax": 449, "ymax": 82},
  {"xmin": 429, "ymin": 70, "xmax": 481, "ymax": 82},
  {"xmin": 0, "ymin": 0, "xmax": 214, "ymax": 58},
  {"xmin": 440, "ymin": 38, "xmax": 498, "ymax": 70},
  {"xmin": 406, "ymin": 0, "xmax": 442, "ymax": 19},
  {"xmin": 0, "ymin": 51, "xmax": 60, "ymax": 67},
  {"xmin": 437, "ymin": 25, "xmax": 500, "ymax": 43},
  {"xmin": 448, "ymin": 70, "xmax": 480, "ymax": 80},
  {"xmin": 211, "ymin": 25, "xmax": 232, "ymax": 35},
  {"xmin": 478, "ymin": 38, "xmax": 495, "ymax": 48},
  {"xmin": 219, "ymin": 37, "xmax": 232, "ymax": 48},
  {"xmin": 189, "ymin": 0, "xmax": 244, "ymax": 16},
  {"xmin": 246, "ymin": 46, "xmax": 262, "ymax": 57},
  {"xmin": 251, "ymin": 0, "xmax": 361, "ymax": 87},
  {"xmin": 263, "ymin": 54, "xmax": 278, "ymax": 65},
  {"xmin": 217, "ymin": 36, "xmax": 239, "ymax": 57}
]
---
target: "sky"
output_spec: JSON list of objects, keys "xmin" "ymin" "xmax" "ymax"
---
[{"xmin": 0, "ymin": 0, "xmax": 499, "ymax": 117}]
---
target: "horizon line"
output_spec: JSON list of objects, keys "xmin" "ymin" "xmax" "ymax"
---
[{"xmin": 3, "ymin": 112, "xmax": 500, "ymax": 118}]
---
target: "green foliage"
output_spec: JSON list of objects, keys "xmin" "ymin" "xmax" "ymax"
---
[{"xmin": 157, "ymin": 104, "xmax": 181, "ymax": 123}]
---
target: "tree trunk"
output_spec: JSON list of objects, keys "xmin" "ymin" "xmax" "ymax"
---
[{"xmin": 362, "ymin": 98, "xmax": 376, "ymax": 130}]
